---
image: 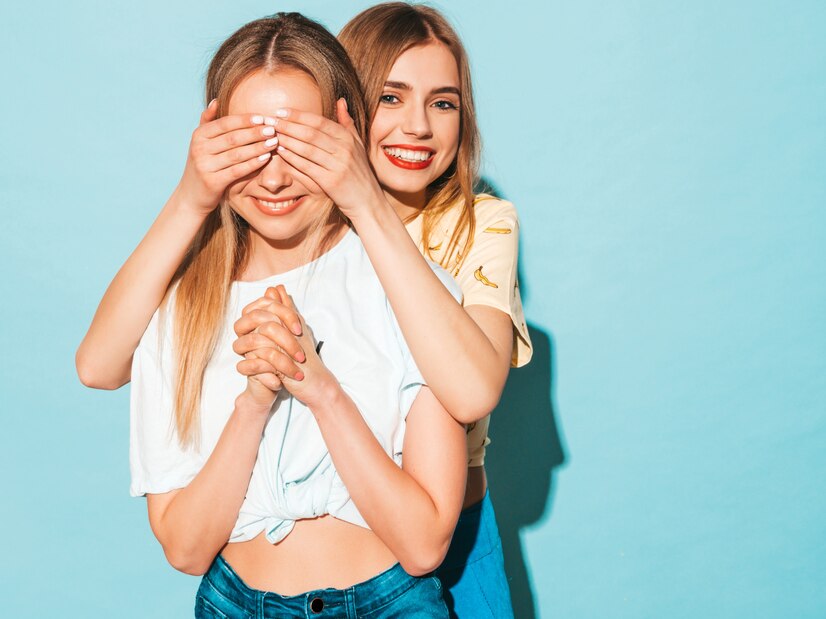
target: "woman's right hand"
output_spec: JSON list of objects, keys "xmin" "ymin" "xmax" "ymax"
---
[{"xmin": 177, "ymin": 100, "xmax": 281, "ymax": 215}]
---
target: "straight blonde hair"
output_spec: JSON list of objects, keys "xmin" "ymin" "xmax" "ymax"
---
[
  {"xmin": 172, "ymin": 13, "xmax": 367, "ymax": 446},
  {"xmin": 339, "ymin": 2, "xmax": 481, "ymax": 271}
]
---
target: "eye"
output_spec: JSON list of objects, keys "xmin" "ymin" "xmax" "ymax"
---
[
  {"xmin": 380, "ymin": 93, "xmax": 400, "ymax": 105},
  {"xmin": 433, "ymin": 99, "xmax": 459, "ymax": 111}
]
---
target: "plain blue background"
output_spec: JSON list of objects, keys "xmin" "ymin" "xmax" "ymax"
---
[{"xmin": 1, "ymin": 1, "xmax": 824, "ymax": 617}]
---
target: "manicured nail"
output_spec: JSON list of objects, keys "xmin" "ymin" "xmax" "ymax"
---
[
  {"xmin": 251, "ymin": 115, "xmax": 264, "ymax": 125},
  {"xmin": 264, "ymin": 116, "xmax": 277, "ymax": 126},
  {"xmin": 265, "ymin": 137, "xmax": 279, "ymax": 147},
  {"xmin": 258, "ymin": 152, "xmax": 271, "ymax": 161},
  {"xmin": 208, "ymin": 98, "xmax": 217, "ymax": 107},
  {"xmin": 292, "ymin": 323, "xmax": 302, "ymax": 336},
  {"xmin": 277, "ymin": 145, "xmax": 285, "ymax": 152},
  {"xmin": 275, "ymin": 109, "xmax": 289, "ymax": 118},
  {"xmin": 262, "ymin": 126, "xmax": 275, "ymax": 136},
  {"xmin": 295, "ymin": 351, "xmax": 306, "ymax": 363},
  {"xmin": 294, "ymin": 371, "xmax": 304, "ymax": 381}
]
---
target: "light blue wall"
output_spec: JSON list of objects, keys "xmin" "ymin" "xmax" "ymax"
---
[{"xmin": 1, "ymin": 2, "xmax": 824, "ymax": 617}]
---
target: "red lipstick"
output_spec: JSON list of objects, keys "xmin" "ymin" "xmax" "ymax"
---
[{"xmin": 382, "ymin": 145, "xmax": 435, "ymax": 170}]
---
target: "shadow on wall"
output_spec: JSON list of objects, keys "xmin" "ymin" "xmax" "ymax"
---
[
  {"xmin": 487, "ymin": 325, "xmax": 564, "ymax": 618},
  {"xmin": 476, "ymin": 176, "xmax": 566, "ymax": 618}
]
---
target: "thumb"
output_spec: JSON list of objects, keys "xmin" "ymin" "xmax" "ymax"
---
[
  {"xmin": 265, "ymin": 286, "xmax": 279, "ymax": 300},
  {"xmin": 200, "ymin": 98, "xmax": 218, "ymax": 125},
  {"xmin": 336, "ymin": 98, "xmax": 357, "ymax": 135}
]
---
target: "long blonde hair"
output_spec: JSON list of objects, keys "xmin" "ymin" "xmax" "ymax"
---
[
  {"xmin": 339, "ymin": 2, "xmax": 481, "ymax": 270},
  {"xmin": 172, "ymin": 13, "xmax": 367, "ymax": 446}
]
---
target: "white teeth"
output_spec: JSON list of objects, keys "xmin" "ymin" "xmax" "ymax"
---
[
  {"xmin": 258, "ymin": 198, "xmax": 298, "ymax": 210},
  {"xmin": 383, "ymin": 146, "xmax": 432, "ymax": 162}
]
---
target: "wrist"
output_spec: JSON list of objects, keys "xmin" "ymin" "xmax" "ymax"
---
[
  {"xmin": 167, "ymin": 185, "xmax": 215, "ymax": 221},
  {"xmin": 305, "ymin": 375, "xmax": 346, "ymax": 418},
  {"xmin": 235, "ymin": 389, "xmax": 275, "ymax": 418},
  {"xmin": 346, "ymin": 194, "xmax": 395, "ymax": 229}
]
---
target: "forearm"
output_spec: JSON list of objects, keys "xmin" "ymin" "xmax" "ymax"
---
[
  {"xmin": 150, "ymin": 394, "xmax": 268, "ymax": 575},
  {"xmin": 310, "ymin": 385, "xmax": 465, "ymax": 575},
  {"xmin": 76, "ymin": 188, "xmax": 207, "ymax": 389},
  {"xmin": 351, "ymin": 204, "xmax": 509, "ymax": 422}
]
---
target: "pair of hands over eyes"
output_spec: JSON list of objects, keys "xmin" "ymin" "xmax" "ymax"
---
[
  {"xmin": 233, "ymin": 285, "xmax": 334, "ymax": 412},
  {"xmin": 179, "ymin": 98, "xmax": 384, "ymax": 220}
]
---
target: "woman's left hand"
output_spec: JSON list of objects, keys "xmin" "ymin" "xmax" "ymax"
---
[{"xmin": 273, "ymin": 100, "xmax": 387, "ymax": 221}]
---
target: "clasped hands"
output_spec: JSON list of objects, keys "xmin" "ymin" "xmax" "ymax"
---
[{"xmin": 233, "ymin": 284, "xmax": 334, "ymax": 410}]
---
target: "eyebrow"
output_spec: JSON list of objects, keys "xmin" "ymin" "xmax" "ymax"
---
[{"xmin": 383, "ymin": 81, "xmax": 460, "ymax": 96}]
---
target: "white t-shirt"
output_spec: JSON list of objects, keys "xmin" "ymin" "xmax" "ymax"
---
[{"xmin": 129, "ymin": 229, "xmax": 460, "ymax": 544}]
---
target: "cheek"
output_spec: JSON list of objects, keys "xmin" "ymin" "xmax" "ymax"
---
[{"xmin": 437, "ymin": 116, "xmax": 461, "ymax": 155}]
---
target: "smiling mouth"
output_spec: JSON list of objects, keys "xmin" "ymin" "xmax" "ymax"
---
[
  {"xmin": 382, "ymin": 146, "xmax": 435, "ymax": 170},
  {"xmin": 257, "ymin": 197, "xmax": 299, "ymax": 210},
  {"xmin": 253, "ymin": 195, "xmax": 305, "ymax": 216}
]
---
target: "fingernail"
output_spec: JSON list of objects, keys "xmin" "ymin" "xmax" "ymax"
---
[
  {"xmin": 258, "ymin": 152, "xmax": 271, "ymax": 161},
  {"xmin": 275, "ymin": 109, "xmax": 289, "ymax": 118},
  {"xmin": 251, "ymin": 115, "xmax": 264, "ymax": 125},
  {"xmin": 292, "ymin": 323, "xmax": 302, "ymax": 336},
  {"xmin": 265, "ymin": 137, "xmax": 279, "ymax": 147},
  {"xmin": 209, "ymin": 98, "xmax": 217, "ymax": 107},
  {"xmin": 277, "ymin": 145, "xmax": 285, "ymax": 152},
  {"xmin": 295, "ymin": 371, "xmax": 304, "ymax": 381},
  {"xmin": 264, "ymin": 116, "xmax": 277, "ymax": 126},
  {"xmin": 262, "ymin": 126, "xmax": 275, "ymax": 136},
  {"xmin": 295, "ymin": 351, "xmax": 306, "ymax": 363}
]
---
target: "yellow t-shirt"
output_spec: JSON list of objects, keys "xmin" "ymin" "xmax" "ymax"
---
[{"xmin": 405, "ymin": 194, "xmax": 533, "ymax": 467}]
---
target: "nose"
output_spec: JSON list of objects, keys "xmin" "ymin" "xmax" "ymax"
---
[
  {"xmin": 256, "ymin": 152, "xmax": 293, "ymax": 194},
  {"xmin": 401, "ymin": 100, "xmax": 433, "ymax": 139}
]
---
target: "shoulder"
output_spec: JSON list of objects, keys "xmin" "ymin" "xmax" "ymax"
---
[{"xmin": 471, "ymin": 194, "xmax": 519, "ymax": 229}]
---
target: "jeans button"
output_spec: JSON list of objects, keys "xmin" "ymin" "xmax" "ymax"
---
[{"xmin": 310, "ymin": 597, "xmax": 324, "ymax": 613}]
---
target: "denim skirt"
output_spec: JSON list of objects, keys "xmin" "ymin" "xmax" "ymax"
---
[{"xmin": 195, "ymin": 554, "xmax": 448, "ymax": 618}]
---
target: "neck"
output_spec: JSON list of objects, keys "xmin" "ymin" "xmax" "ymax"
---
[
  {"xmin": 241, "ymin": 222, "xmax": 348, "ymax": 281},
  {"xmin": 383, "ymin": 188, "xmax": 428, "ymax": 222}
]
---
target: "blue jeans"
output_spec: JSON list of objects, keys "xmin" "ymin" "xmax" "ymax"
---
[
  {"xmin": 435, "ymin": 491, "xmax": 514, "ymax": 619},
  {"xmin": 195, "ymin": 554, "xmax": 448, "ymax": 618}
]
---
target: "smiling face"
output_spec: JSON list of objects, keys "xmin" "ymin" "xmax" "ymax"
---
[
  {"xmin": 226, "ymin": 68, "xmax": 329, "ymax": 256},
  {"xmin": 368, "ymin": 42, "xmax": 461, "ymax": 214}
]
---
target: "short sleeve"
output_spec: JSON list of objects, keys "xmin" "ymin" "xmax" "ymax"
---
[
  {"xmin": 389, "ymin": 261, "xmax": 463, "ymax": 417},
  {"xmin": 129, "ymin": 305, "xmax": 203, "ymax": 497},
  {"xmin": 454, "ymin": 197, "xmax": 533, "ymax": 367}
]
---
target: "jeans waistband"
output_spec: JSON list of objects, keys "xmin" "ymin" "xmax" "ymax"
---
[{"xmin": 205, "ymin": 554, "xmax": 419, "ymax": 615}]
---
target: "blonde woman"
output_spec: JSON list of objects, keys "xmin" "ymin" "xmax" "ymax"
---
[
  {"xmin": 121, "ymin": 13, "xmax": 465, "ymax": 616},
  {"xmin": 77, "ymin": 3, "xmax": 531, "ymax": 617}
]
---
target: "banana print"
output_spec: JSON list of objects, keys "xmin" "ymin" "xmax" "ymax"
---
[
  {"xmin": 474, "ymin": 266, "xmax": 498, "ymax": 288},
  {"xmin": 483, "ymin": 226, "xmax": 512, "ymax": 234}
]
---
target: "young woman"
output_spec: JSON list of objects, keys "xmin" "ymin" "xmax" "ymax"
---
[
  {"xmin": 76, "ymin": 3, "xmax": 532, "ymax": 617},
  {"xmin": 124, "ymin": 13, "xmax": 466, "ymax": 617}
]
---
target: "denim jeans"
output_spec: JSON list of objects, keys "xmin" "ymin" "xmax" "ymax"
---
[
  {"xmin": 435, "ymin": 491, "xmax": 514, "ymax": 619},
  {"xmin": 195, "ymin": 554, "xmax": 448, "ymax": 618}
]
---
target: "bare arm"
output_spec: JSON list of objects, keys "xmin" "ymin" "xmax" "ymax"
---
[
  {"xmin": 310, "ymin": 382, "xmax": 466, "ymax": 576},
  {"xmin": 273, "ymin": 104, "xmax": 513, "ymax": 423},
  {"xmin": 146, "ymin": 391, "xmax": 271, "ymax": 575},
  {"xmin": 76, "ymin": 104, "xmax": 281, "ymax": 389}
]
